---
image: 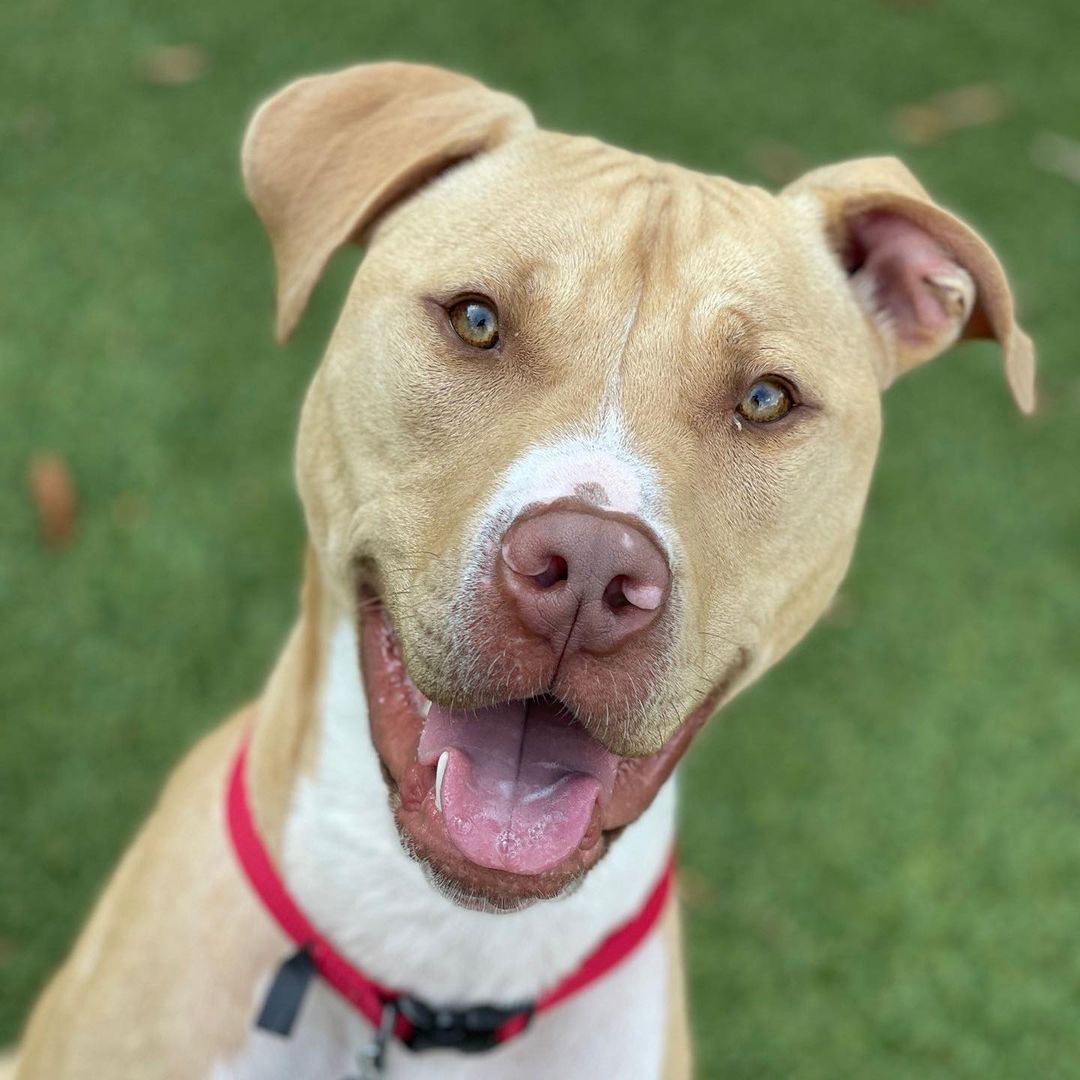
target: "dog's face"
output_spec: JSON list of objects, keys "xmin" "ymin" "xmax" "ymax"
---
[{"xmin": 244, "ymin": 64, "xmax": 1033, "ymax": 908}]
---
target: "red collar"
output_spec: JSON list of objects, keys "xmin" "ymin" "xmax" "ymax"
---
[{"xmin": 226, "ymin": 729, "xmax": 675, "ymax": 1054}]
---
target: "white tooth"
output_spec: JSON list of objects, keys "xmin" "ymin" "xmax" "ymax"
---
[
  {"xmin": 421, "ymin": 699, "xmax": 432, "ymax": 719},
  {"xmin": 435, "ymin": 750, "xmax": 449, "ymax": 813}
]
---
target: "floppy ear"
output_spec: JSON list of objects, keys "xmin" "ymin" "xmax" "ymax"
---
[
  {"xmin": 242, "ymin": 62, "xmax": 535, "ymax": 342},
  {"xmin": 783, "ymin": 157, "xmax": 1035, "ymax": 413}
]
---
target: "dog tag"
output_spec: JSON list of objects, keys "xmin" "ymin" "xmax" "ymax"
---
[
  {"xmin": 346, "ymin": 1001, "xmax": 397, "ymax": 1080},
  {"xmin": 255, "ymin": 946, "xmax": 317, "ymax": 1036}
]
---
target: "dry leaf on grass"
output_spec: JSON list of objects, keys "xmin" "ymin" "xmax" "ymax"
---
[
  {"xmin": 28, "ymin": 453, "xmax": 78, "ymax": 548},
  {"xmin": 893, "ymin": 83, "xmax": 1006, "ymax": 146},
  {"xmin": 935, "ymin": 84, "xmax": 1005, "ymax": 126},
  {"xmin": 893, "ymin": 103, "xmax": 951, "ymax": 147},
  {"xmin": 1030, "ymin": 132, "xmax": 1080, "ymax": 183},
  {"xmin": 678, "ymin": 866, "xmax": 718, "ymax": 911},
  {"xmin": 139, "ymin": 44, "xmax": 209, "ymax": 87},
  {"xmin": 748, "ymin": 138, "xmax": 808, "ymax": 186}
]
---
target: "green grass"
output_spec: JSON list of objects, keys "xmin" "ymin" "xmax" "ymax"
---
[{"xmin": 2, "ymin": 1, "xmax": 1078, "ymax": 1075}]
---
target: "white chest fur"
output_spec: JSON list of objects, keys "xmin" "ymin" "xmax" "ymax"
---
[{"xmin": 213, "ymin": 619, "xmax": 676, "ymax": 1079}]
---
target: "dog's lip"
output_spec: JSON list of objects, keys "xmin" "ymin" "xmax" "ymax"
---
[{"xmin": 357, "ymin": 600, "xmax": 723, "ymax": 894}]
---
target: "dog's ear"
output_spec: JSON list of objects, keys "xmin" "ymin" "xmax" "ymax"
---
[
  {"xmin": 783, "ymin": 157, "xmax": 1035, "ymax": 413},
  {"xmin": 242, "ymin": 63, "xmax": 534, "ymax": 342}
]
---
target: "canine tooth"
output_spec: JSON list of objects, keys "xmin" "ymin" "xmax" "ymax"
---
[
  {"xmin": 421, "ymin": 699, "xmax": 432, "ymax": 719},
  {"xmin": 435, "ymin": 750, "xmax": 449, "ymax": 813}
]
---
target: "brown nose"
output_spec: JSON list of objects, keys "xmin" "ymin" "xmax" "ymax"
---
[{"xmin": 499, "ymin": 508, "xmax": 670, "ymax": 656}]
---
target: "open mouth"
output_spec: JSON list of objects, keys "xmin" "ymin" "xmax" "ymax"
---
[
  {"xmin": 419, "ymin": 696, "xmax": 618, "ymax": 875},
  {"xmin": 359, "ymin": 602, "xmax": 721, "ymax": 907}
]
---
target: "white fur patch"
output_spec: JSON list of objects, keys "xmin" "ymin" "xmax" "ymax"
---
[
  {"xmin": 496, "ymin": 411, "xmax": 661, "ymax": 519},
  {"xmin": 467, "ymin": 406, "xmax": 674, "ymax": 584}
]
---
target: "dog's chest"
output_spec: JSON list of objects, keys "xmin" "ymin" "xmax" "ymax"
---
[{"xmin": 210, "ymin": 927, "xmax": 669, "ymax": 1080}]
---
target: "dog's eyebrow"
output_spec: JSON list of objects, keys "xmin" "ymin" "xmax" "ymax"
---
[
  {"xmin": 708, "ymin": 306, "xmax": 768, "ymax": 355},
  {"xmin": 513, "ymin": 256, "xmax": 561, "ymax": 295},
  {"xmin": 697, "ymin": 307, "xmax": 810, "ymax": 390},
  {"xmin": 696, "ymin": 304, "xmax": 801, "ymax": 356}
]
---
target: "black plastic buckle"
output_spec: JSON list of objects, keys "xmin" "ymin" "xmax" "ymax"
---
[{"xmin": 395, "ymin": 994, "xmax": 535, "ymax": 1053}]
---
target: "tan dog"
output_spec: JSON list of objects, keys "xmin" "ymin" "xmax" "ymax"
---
[{"xmin": 12, "ymin": 62, "xmax": 1033, "ymax": 1079}]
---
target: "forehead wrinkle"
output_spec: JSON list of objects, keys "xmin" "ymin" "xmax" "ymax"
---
[
  {"xmin": 566, "ymin": 152, "xmax": 646, "ymax": 190},
  {"xmin": 695, "ymin": 300, "xmax": 809, "ymax": 373},
  {"xmin": 699, "ymin": 174, "xmax": 775, "ymax": 220},
  {"xmin": 508, "ymin": 172, "xmax": 672, "ymax": 394},
  {"xmin": 600, "ymin": 174, "xmax": 687, "ymax": 384},
  {"xmin": 541, "ymin": 133, "xmax": 658, "ymax": 187}
]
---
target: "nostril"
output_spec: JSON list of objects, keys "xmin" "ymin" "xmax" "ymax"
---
[
  {"xmin": 532, "ymin": 555, "xmax": 568, "ymax": 590},
  {"xmin": 603, "ymin": 576, "xmax": 632, "ymax": 612}
]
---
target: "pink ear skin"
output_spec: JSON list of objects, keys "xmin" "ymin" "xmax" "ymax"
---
[
  {"xmin": 847, "ymin": 212, "xmax": 976, "ymax": 364},
  {"xmin": 782, "ymin": 156, "xmax": 1035, "ymax": 411}
]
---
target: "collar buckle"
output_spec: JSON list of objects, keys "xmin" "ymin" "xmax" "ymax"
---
[{"xmin": 395, "ymin": 993, "xmax": 535, "ymax": 1053}]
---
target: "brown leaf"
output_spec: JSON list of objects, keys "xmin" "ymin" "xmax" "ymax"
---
[
  {"xmin": 139, "ymin": 44, "xmax": 209, "ymax": 87},
  {"xmin": 678, "ymin": 866, "xmax": 718, "ymax": 911},
  {"xmin": 28, "ymin": 453, "xmax": 78, "ymax": 548},
  {"xmin": 893, "ymin": 103, "xmax": 950, "ymax": 147},
  {"xmin": 935, "ymin": 83, "xmax": 1005, "ymax": 127},
  {"xmin": 893, "ymin": 83, "xmax": 1006, "ymax": 146},
  {"xmin": 748, "ymin": 138, "xmax": 808, "ymax": 186},
  {"xmin": 1031, "ymin": 132, "xmax": 1080, "ymax": 184}
]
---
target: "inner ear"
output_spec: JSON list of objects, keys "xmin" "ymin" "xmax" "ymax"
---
[{"xmin": 844, "ymin": 211, "xmax": 976, "ymax": 369}]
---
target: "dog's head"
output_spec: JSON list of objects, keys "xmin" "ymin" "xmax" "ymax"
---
[{"xmin": 243, "ymin": 63, "xmax": 1034, "ymax": 908}]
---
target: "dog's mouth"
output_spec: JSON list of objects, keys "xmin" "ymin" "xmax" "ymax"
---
[{"xmin": 358, "ymin": 602, "xmax": 722, "ymax": 908}]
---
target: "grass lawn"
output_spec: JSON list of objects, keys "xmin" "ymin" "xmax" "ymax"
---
[{"xmin": 2, "ymin": 0, "xmax": 1078, "ymax": 1075}]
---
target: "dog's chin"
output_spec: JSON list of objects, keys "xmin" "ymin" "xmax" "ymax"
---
[{"xmin": 357, "ymin": 601, "xmax": 723, "ymax": 911}]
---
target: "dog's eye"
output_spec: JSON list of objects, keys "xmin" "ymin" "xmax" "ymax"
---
[
  {"xmin": 737, "ymin": 378, "xmax": 794, "ymax": 424},
  {"xmin": 448, "ymin": 299, "xmax": 499, "ymax": 349}
]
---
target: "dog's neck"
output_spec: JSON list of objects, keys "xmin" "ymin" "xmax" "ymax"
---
[{"xmin": 244, "ymin": 551, "xmax": 677, "ymax": 1006}]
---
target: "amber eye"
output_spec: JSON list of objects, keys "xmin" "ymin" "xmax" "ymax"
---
[
  {"xmin": 448, "ymin": 298, "xmax": 499, "ymax": 349},
  {"xmin": 737, "ymin": 378, "xmax": 794, "ymax": 424}
]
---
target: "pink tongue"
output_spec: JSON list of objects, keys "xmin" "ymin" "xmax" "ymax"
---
[{"xmin": 417, "ymin": 699, "xmax": 621, "ymax": 875}]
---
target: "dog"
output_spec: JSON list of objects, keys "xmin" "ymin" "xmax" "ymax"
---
[{"xmin": 11, "ymin": 61, "xmax": 1034, "ymax": 1079}]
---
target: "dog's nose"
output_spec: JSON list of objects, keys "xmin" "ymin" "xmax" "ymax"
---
[{"xmin": 499, "ymin": 508, "xmax": 670, "ymax": 656}]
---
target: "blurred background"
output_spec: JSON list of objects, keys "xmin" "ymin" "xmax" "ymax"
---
[{"xmin": 2, "ymin": 1, "xmax": 1078, "ymax": 1076}]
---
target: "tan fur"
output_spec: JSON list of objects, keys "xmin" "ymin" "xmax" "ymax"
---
[
  {"xmin": 18, "ymin": 713, "xmax": 268, "ymax": 1077},
  {"xmin": 14, "ymin": 63, "xmax": 1033, "ymax": 1077},
  {"xmin": 660, "ymin": 900, "xmax": 692, "ymax": 1080}
]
